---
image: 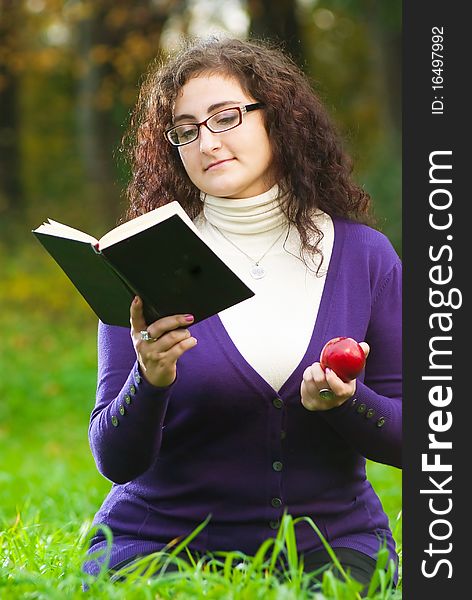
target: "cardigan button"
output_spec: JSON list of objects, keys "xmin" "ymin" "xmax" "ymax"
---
[
  {"xmin": 271, "ymin": 497, "xmax": 283, "ymax": 508},
  {"xmin": 129, "ymin": 384, "xmax": 136, "ymax": 396},
  {"xmin": 356, "ymin": 403, "xmax": 367, "ymax": 414},
  {"xmin": 376, "ymin": 417, "xmax": 386, "ymax": 428},
  {"xmin": 111, "ymin": 415, "xmax": 119, "ymax": 427},
  {"xmin": 365, "ymin": 408, "xmax": 375, "ymax": 419},
  {"xmin": 124, "ymin": 394, "xmax": 132, "ymax": 405},
  {"xmin": 134, "ymin": 372, "xmax": 141, "ymax": 384},
  {"xmin": 272, "ymin": 461, "xmax": 283, "ymax": 472},
  {"xmin": 272, "ymin": 398, "xmax": 283, "ymax": 409},
  {"xmin": 119, "ymin": 404, "xmax": 126, "ymax": 416},
  {"xmin": 269, "ymin": 519, "xmax": 280, "ymax": 530}
]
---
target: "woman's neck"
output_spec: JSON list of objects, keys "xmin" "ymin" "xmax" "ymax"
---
[{"xmin": 201, "ymin": 184, "xmax": 287, "ymax": 235}]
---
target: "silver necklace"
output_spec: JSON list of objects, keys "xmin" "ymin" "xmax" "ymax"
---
[{"xmin": 211, "ymin": 223, "xmax": 289, "ymax": 279}]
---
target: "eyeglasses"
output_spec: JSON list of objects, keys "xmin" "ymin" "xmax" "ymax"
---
[{"xmin": 165, "ymin": 103, "xmax": 264, "ymax": 147}]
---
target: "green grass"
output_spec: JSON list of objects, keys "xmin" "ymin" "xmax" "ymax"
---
[{"xmin": 0, "ymin": 245, "xmax": 402, "ymax": 598}]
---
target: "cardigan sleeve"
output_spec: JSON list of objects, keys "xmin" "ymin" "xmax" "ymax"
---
[
  {"xmin": 88, "ymin": 321, "xmax": 174, "ymax": 484},
  {"xmin": 321, "ymin": 260, "xmax": 402, "ymax": 469}
]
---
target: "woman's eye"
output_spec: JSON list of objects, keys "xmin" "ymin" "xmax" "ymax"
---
[
  {"xmin": 213, "ymin": 112, "xmax": 238, "ymax": 127},
  {"xmin": 178, "ymin": 127, "xmax": 196, "ymax": 141}
]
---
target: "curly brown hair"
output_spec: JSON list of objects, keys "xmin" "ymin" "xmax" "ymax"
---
[{"xmin": 121, "ymin": 36, "xmax": 374, "ymax": 262}]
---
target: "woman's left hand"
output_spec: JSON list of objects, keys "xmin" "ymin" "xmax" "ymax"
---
[{"xmin": 301, "ymin": 342, "xmax": 370, "ymax": 411}]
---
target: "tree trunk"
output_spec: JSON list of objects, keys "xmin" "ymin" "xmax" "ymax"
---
[
  {"xmin": 0, "ymin": 0, "xmax": 23, "ymax": 218},
  {"xmin": 75, "ymin": 11, "xmax": 122, "ymax": 226},
  {"xmin": 75, "ymin": 1, "xmax": 172, "ymax": 226},
  {"xmin": 363, "ymin": 0, "xmax": 402, "ymax": 135},
  {"xmin": 247, "ymin": 0, "xmax": 305, "ymax": 68}
]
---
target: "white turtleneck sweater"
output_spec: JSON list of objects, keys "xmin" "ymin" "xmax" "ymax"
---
[{"xmin": 193, "ymin": 185, "xmax": 334, "ymax": 392}]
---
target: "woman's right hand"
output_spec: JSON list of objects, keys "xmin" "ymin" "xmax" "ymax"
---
[{"xmin": 130, "ymin": 296, "xmax": 198, "ymax": 387}]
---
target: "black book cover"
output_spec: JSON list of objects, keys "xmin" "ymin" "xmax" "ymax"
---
[{"xmin": 33, "ymin": 213, "xmax": 254, "ymax": 327}]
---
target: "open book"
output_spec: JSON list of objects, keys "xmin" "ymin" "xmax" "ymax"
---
[{"xmin": 33, "ymin": 201, "xmax": 254, "ymax": 327}]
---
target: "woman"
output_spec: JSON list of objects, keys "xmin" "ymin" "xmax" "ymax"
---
[{"xmin": 84, "ymin": 37, "xmax": 402, "ymax": 591}]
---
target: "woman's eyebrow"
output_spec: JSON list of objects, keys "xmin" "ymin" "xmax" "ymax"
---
[{"xmin": 173, "ymin": 100, "xmax": 241, "ymax": 123}]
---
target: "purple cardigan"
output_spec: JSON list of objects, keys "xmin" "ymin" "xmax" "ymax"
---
[{"xmin": 84, "ymin": 217, "xmax": 402, "ymax": 576}]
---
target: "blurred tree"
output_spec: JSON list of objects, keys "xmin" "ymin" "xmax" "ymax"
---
[
  {"xmin": 0, "ymin": 0, "xmax": 24, "ymax": 217},
  {"xmin": 329, "ymin": 0, "xmax": 401, "ymax": 132},
  {"xmin": 295, "ymin": 0, "xmax": 402, "ymax": 251},
  {"xmin": 1, "ymin": 0, "xmax": 186, "ymax": 231},
  {"xmin": 247, "ymin": 0, "xmax": 304, "ymax": 66},
  {"xmin": 73, "ymin": 0, "xmax": 183, "ymax": 221}
]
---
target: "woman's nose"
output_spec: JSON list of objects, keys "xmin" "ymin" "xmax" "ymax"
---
[{"xmin": 199, "ymin": 124, "xmax": 222, "ymax": 152}]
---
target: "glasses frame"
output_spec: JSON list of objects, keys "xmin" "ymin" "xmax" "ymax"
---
[{"xmin": 165, "ymin": 102, "xmax": 264, "ymax": 147}]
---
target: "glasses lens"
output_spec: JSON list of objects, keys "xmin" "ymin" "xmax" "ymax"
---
[
  {"xmin": 168, "ymin": 125, "xmax": 198, "ymax": 146},
  {"xmin": 207, "ymin": 108, "xmax": 241, "ymax": 132}
]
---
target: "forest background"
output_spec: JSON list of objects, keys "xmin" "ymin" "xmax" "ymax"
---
[{"xmin": 0, "ymin": 0, "xmax": 402, "ymax": 595}]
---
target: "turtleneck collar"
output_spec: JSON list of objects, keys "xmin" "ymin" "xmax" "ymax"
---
[{"xmin": 200, "ymin": 184, "xmax": 287, "ymax": 235}]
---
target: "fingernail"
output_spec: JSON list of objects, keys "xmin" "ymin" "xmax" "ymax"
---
[
  {"xmin": 133, "ymin": 296, "xmax": 139, "ymax": 304},
  {"xmin": 184, "ymin": 315, "xmax": 194, "ymax": 322},
  {"xmin": 325, "ymin": 367, "xmax": 332, "ymax": 374}
]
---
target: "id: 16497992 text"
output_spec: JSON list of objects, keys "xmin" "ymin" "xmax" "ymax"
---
[{"xmin": 431, "ymin": 26, "xmax": 445, "ymax": 115}]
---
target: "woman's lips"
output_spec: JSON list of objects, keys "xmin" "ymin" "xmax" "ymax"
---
[{"xmin": 205, "ymin": 158, "xmax": 235, "ymax": 171}]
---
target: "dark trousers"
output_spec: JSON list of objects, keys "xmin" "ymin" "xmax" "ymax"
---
[
  {"xmin": 303, "ymin": 547, "xmax": 377, "ymax": 583},
  {"xmin": 302, "ymin": 547, "xmax": 380, "ymax": 596}
]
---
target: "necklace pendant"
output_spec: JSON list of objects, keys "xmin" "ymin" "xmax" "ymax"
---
[{"xmin": 250, "ymin": 263, "xmax": 266, "ymax": 279}]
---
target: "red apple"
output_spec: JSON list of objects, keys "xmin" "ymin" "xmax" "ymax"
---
[{"xmin": 320, "ymin": 337, "xmax": 366, "ymax": 382}]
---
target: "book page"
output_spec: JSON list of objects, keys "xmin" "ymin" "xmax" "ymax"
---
[
  {"xmin": 98, "ymin": 201, "xmax": 203, "ymax": 249},
  {"xmin": 33, "ymin": 219, "xmax": 98, "ymax": 245}
]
